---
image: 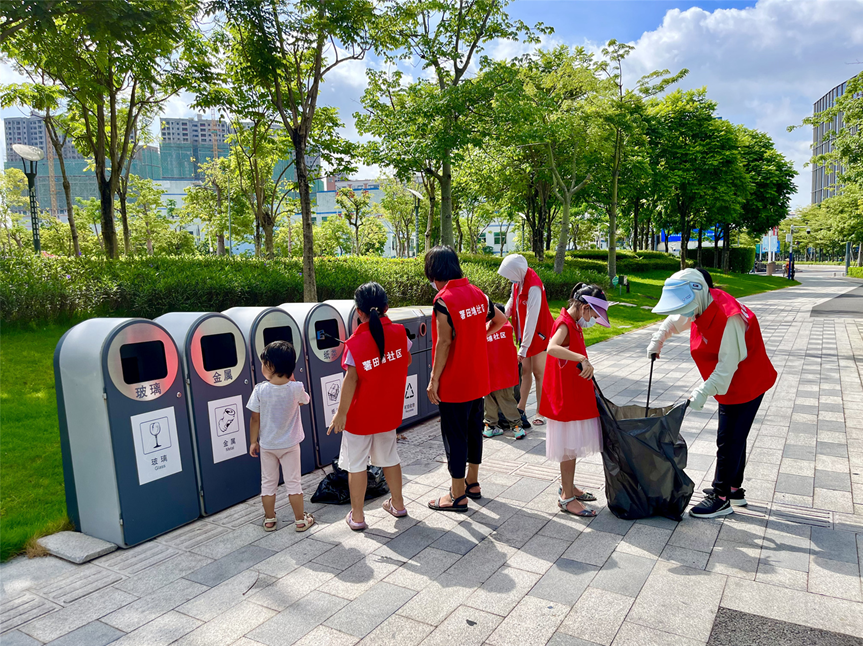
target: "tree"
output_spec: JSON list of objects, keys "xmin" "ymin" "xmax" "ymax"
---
[
  {"xmin": 358, "ymin": 216, "xmax": 388, "ymax": 256},
  {"xmin": 211, "ymin": 0, "xmax": 397, "ymax": 300},
  {"xmin": 650, "ymin": 89, "xmax": 750, "ymax": 270},
  {"xmin": 0, "ymin": 168, "xmax": 29, "ymax": 252},
  {"xmin": 336, "ymin": 187, "xmax": 375, "ymax": 255},
  {"xmin": 378, "ymin": 175, "xmax": 416, "ymax": 258},
  {"xmin": 127, "ymin": 175, "xmax": 169, "ymax": 255},
  {"xmin": 1, "ymin": 0, "xmax": 206, "ymax": 259},
  {"xmin": 0, "ymin": 79, "xmax": 82, "ymax": 255}
]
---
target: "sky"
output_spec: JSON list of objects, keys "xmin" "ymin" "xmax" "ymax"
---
[{"xmin": 2, "ymin": 0, "xmax": 862, "ymax": 210}]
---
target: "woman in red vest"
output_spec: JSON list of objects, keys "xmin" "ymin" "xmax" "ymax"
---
[
  {"xmin": 648, "ymin": 268, "xmax": 777, "ymax": 519},
  {"xmin": 540, "ymin": 283, "xmax": 610, "ymax": 517},
  {"xmin": 498, "ymin": 254, "xmax": 555, "ymax": 429},
  {"xmin": 426, "ymin": 246, "xmax": 507, "ymax": 512},
  {"xmin": 328, "ymin": 282, "xmax": 411, "ymax": 530}
]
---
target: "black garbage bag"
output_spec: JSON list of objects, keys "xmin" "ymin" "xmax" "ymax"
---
[
  {"xmin": 596, "ymin": 390, "xmax": 694, "ymax": 521},
  {"xmin": 311, "ymin": 461, "xmax": 390, "ymax": 505}
]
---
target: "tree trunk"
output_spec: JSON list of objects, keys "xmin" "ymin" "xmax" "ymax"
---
[
  {"xmin": 145, "ymin": 224, "xmax": 153, "ymax": 255},
  {"xmin": 857, "ymin": 241, "xmax": 862, "ymax": 266},
  {"xmin": 678, "ymin": 202, "xmax": 689, "ymax": 270},
  {"xmin": 697, "ymin": 228, "xmax": 703, "ymax": 266},
  {"xmin": 608, "ymin": 129, "xmax": 621, "ymax": 280},
  {"xmin": 46, "ymin": 124, "xmax": 80, "ymax": 256},
  {"xmin": 439, "ymin": 151, "xmax": 454, "ymax": 248},
  {"xmin": 456, "ymin": 217, "xmax": 465, "ymax": 253},
  {"xmin": 217, "ymin": 233, "xmax": 226, "ymax": 256},
  {"xmin": 424, "ymin": 177, "xmax": 436, "ymax": 255},
  {"xmin": 722, "ymin": 223, "xmax": 731, "ymax": 273},
  {"xmin": 714, "ymin": 223, "xmax": 721, "ymax": 269},
  {"xmin": 553, "ymin": 196, "xmax": 570, "ymax": 273},
  {"xmin": 294, "ymin": 142, "xmax": 317, "ymax": 301},
  {"xmin": 264, "ymin": 221, "xmax": 275, "ymax": 258},
  {"xmin": 632, "ymin": 200, "xmax": 640, "ymax": 252},
  {"xmin": 118, "ymin": 189, "xmax": 131, "ymax": 255},
  {"xmin": 96, "ymin": 171, "xmax": 118, "ymax": 259}
]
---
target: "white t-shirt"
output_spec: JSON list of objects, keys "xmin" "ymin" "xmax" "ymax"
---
[{"xmin": 246, "ymin": 381, "xmax": 310, "ymax": 449}]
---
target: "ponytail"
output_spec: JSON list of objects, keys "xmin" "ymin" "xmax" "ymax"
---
[{"xmin": 354, "ymin": 281, "xmax": 388, "ymax": 359}]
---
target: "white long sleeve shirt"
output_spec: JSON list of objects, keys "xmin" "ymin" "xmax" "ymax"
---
[
  {"xmin": 506, "ymin": 285, "xmax": 541, "ymax": 358},
  {"xmin": 649, "ymin": 313, "xmax": 748, "ymax": 410}
]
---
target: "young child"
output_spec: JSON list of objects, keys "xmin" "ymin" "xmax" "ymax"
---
[
  {"xmin": 483, "ymin": 303, "xmax": 524, "ymax": 440},
  {"xmin": 247, "ymin": 340, "xmax": 315, "ymax": 532},
  {"xmin": 327, "ymin": 282, "xmax": 411, "ymax": 530},
  {"xmin": 540, "ymin": 283, "xmax": 610, "ymax": 517}
]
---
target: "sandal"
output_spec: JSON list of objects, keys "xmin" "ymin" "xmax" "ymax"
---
[
  {"xmin": 428, "ymin": 492, "xmax": 469, "ymax": 513},
  {"xmin": 294, "ymin": 513, "xmax": 315, "ymax": 532},
  {"xmin": 558, "ymin": 495, "xmax": 597, "ymax": 517},
  {"xmin": 558, "ymin": 486, "xmax": 597, "ymax": 502},
  {"xmin": 263, "ymin": 517, "xmax": 277, "ymax": 532},
  {"xmin": 345, "ymin": 510, "xmax": 367, "ymax": 531},
  {"xmin": 465, "ymin": 482, "xmax": 482, "ymax": 500},
  {"xmin": 382, "ymin": 498, "xmax": 408, "ymax": 518}
]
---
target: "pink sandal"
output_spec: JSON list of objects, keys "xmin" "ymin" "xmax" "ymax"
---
[
  {"xmin": 345, "ymin": 510, "xmax": 367, "ymax": 531},
  {"xmin": 382, "ymin": 498, "xmax": 408, "ymax": 518}
]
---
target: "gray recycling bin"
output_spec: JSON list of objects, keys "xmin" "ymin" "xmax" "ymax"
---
[
  {"xmin": 387, "ymin": 308, "xmax": 426, "ymax": 429},
  {"xmin": 417, "ymin": 306, "xmax": 439, "ymax": 420},
  {"xmin": 278, "ymin": 302, "xmax": 346, "ymax": 467},
  {"xmin": 54, "ymin": 319, "xmax": 200, "ymax": 547},
  {"xmin": 223, "ymin": 306, "xmax": 316, "ymax": 475},
  {"xmin": 155, "ymin": 312, "xmax": 259, "ymax": 515},
  {"xmin": 325, "ymin": 300, "xmax": 360, "ymax": 337}
]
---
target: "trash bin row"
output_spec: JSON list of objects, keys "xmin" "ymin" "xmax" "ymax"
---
[{"xmin": 54, "ymin": 303, "xmax": 437, "ymax": 548}]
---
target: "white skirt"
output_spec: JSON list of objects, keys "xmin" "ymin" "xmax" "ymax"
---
[{"xmin": 545, "ymin": 416, "xmax": 602, "ymax": 463}]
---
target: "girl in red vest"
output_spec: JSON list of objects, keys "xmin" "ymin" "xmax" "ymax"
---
[
  {"xmin": 425, "ymin": 246, "xmax": 507, "ymax": 512},
  {"xmin": 498, "ymin": 254, "xmax": 555, "ymax": 429},
  {"xmin": 483, "ymin": 303, "xmax": 524, "ymax": 439},
  {"xmin": 540, "ymin": 283, "xmax": 611, "ymax": 517},
  {"xmin": 648, "ymin": 268, "xmax": 777, "ymax": 519},
  {"xmin": 328, "ymin": 282, "xmax": 411, "ymax": 530}
]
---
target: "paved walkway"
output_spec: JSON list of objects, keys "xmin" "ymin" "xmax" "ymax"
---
[{"xmin": 2, "ymin": 267, "xmax": 862, "ymax": 646}]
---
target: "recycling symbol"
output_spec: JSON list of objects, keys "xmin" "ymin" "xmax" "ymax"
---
[{"xmin": 405, "ymin": 383, "xmax": 415, "ymax": 399}]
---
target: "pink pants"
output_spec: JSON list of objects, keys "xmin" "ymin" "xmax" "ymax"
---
[{"xmin": 260, "ymin": 444, "xmax": 303, "ymax": 497}]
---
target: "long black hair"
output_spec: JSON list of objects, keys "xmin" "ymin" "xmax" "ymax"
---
[
  {"xmin": 568, "ymin": 283, "xmax": 607, "ymax": 310},
  {"xmin": 354, "ymin": 281, "xmax": 388, "ymax": 359}
]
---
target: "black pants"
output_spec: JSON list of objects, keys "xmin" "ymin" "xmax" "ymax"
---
[
  {"xmin": 438, "ymin": 398, "xmax": 484, "ymax": 479},
  {"xmin": 711, "ymin": 394, "xmax": 764, "ymax": 497}
]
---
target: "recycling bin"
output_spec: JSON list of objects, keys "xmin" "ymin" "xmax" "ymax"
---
[
  {"xmin": 54, "ymin": 318, "xmax": 200, "ymax": 547},
  {"xmin": 278, "ymin": 303, "xmax": 347, "ymax": 467},
  {"xmin": 325, "ymin": 300, "xmax": 360, "ymax": 337},
  {"xmin": 222, "ymin": 306, "xmax": 316, "ymax": 475},
  {"xmin": 154, "ymin": 312, "xmax": 258, "ymax": 515},
  {"xmin": 386, "ymin": 308, "xmax": 426, "ymax": 429},
  {"xmin": 417, "ymin": 306, "xmax": 439, "ymax": 420}
]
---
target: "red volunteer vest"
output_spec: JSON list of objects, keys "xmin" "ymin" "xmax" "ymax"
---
[
  {"xmin": 690, "ymin": 289, "xmax": 777, "ymax": 405},
  {"xmin": 512, "ymin": 268, "xmax": 554, "ymax": 357},
  {"xmin": 487, "ymin": 321, "xmax": 519, "ymax": 393},
  {"xmin": 432, "ymin": 278, "xmax": 491, "ymax": 403},
  {"xmin": 342, "ymin": 318, "xmax": 410, "ymax": 435},
  {"xmin": 539, "ymin": 309, "xmax": 599, "ymax": 422}
]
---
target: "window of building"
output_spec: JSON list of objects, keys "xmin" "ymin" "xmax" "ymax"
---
[{"xmin": 493, "ymin": 232, "xmax": 506, "ymax": 246}]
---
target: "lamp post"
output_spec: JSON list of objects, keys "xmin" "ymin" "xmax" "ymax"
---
[
  {"xmin": 406, "ymin": 187, "xmax": 423, "ymax": 258},
  {"xmin": 12, "ymin": 144, "xmax": 45, "ymax": 253}
]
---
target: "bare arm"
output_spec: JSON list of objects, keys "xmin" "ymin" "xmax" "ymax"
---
[
  {"xmin": 428, "ymin": 310, "xmax": 453, "ymax": 405},
  {"xmin": 486, "ymin": 303, "xmax": 507, "ymax": 336},
  {"xmin": 249, "ymin": 412, "xmax": 260, "ymax": 457},
  {"xmin": 546, "ymin": 325, "xmax": 593, "ymax": 379}
]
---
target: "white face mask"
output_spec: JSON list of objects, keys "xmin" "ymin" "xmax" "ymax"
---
[
  {"xmin": 429, "ymin": 281, "xmax": 438, "ymax": 291},
  {"xmin": 578, "ymin": 317, "xmax": 596, "ymax": 329}
]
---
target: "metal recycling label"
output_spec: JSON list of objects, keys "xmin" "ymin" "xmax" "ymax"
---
[
  {"xmin": 130, "ymin": 407, "xmax": 183, "ymax": 485},
  {"xmin": 208, "ymin": 394, "xmax": 247, "ymax": 464},
  {"xmin": 403, "ymin": 375, "xmax": 418, "ymax": 420}
]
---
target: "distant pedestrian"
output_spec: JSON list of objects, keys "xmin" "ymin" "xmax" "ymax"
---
[
  {"xmin": 426, "ymin": 246, "xmax": 507, "ymax": 512},
  {"xmin": 540, "ymin": 283, "xmax": 611, "ymax": 517},
  {"xmin": 647, "ymin": 268, "xmax": 777, "ymax": 519},
  {"xmin": 498, "ymin": 254, "xmax": 555, "ymax": 429},
  {"xmin": 247, "ymin": 341, "xmax": 315, "ymax": 532},
  {"xmin": 483, "ymin": 303, "xmax": 524, "ymax": 440},
  {"xmin": 327, "ymin": 282, "xmax": 411, "ymax": 531}
]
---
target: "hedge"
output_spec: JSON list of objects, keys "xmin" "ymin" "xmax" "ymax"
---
[
  {"xmin": 0, "ymin": 253, "xmax": 609, "ymax": 325},
  {"xmin": 848, "ymin": 266, "xmax": 863, "ymax": 279},
  {"xmin": 685, "ymin": 247, "xmax": 756, "ymax": 275},
  {"xmin": 463, "ymin": 249, "xmax": 680, "ymax": 276}
]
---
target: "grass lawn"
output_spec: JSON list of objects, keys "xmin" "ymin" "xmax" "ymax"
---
[
  {"xmin": 0, "ymin": 268, "xmax": 796, "ymax": 561},
  {"xmin": 1, "ymin": 323, "xmax": 76, "ymax": 561}
]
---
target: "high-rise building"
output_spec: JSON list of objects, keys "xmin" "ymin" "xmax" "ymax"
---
[
  {"xmin": 812, "ymin": 79, "xmax": 857, "ymax": 204},
  {"xmin": 160, "ymin": 116, "xmax": 235, "ymax": 180}
]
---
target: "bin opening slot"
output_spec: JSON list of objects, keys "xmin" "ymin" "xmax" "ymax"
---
[
  {"xmin": 201, "ymin": 332, "xmax": 238, "ymax": 371},
  {"xmin": 120, "ymin": 340, "xmax": 168, "ymax": 384},
  {"xmin": 405, "ymin": 328, "xmax": 416, "ymax": 341},
  {"xmin": 263, "ymin": 325, "xmax": 294, "ymax": 347},
  {"xmin": 314, "ymin": 320, "xmax": 340, "ymax": 349}
]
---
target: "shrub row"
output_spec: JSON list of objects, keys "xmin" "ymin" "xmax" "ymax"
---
[
  {"xmin": 685, "ymin": 247, "xmax": 757, "ymax": 275},
  {"xmin": 848, "ymin": 266, "xmax": 863, "ymax": 279},
  {"xmin": 462, "ymin": 249, "xmax": 681, "ymax": 276},
  {"xmin": 1, "ymin": 253, "xmax": 610, "ymax": 325}
]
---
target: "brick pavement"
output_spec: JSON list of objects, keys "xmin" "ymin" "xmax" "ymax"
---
[{"xmin": 2, "ymin": 266, "xmax": 862, "ymax": 645}]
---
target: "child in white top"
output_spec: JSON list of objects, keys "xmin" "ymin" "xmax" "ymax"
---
[{"xmin": 247, "ymin": 340, "xmax": 314, "ymax": 532}]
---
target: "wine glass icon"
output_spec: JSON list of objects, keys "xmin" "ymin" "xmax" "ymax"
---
[{"xmin": 149, "ymin": 421, "xmax": 162, "ymax": 449}]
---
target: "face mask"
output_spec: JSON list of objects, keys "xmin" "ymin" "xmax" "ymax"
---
[
  {"xmin": 429, "ymin": 281, "xmax": 438, "ymax": 291},
  {"xmin": 578, "ymin": 317, "xmax": 596, "ymax": 329},
  {"xmin": 679, "ymin": 306, "xmax": 697, "ymax": 319}
]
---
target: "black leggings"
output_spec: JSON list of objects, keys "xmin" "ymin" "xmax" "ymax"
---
[
  {"xmin": 711, "ymin": 394, "xmax": 764, "ymax": 497},
  {"xmin": 438, "ymin": 398, "xmax": 484, "ymax": 479}
]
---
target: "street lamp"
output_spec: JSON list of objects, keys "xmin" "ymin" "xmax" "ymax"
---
[
  {"xmin": 406, "ymin": 187, "xmax": 423, "ymax": 258},
  {"xmin": 12, "ymin": 144, "xmax": 45, "ymax": 253}
]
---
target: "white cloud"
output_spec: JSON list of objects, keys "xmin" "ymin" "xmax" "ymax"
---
[{"xmin": 620, "ymin": 0, "xmax": 863, "ymax": 209}]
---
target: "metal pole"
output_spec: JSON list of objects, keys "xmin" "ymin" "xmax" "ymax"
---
[
  {"xmin": 846, "ymin": 241, "xmax": 852, "ymax": 276},
  {"xmin": 23, "ymin": 160, "xmax": 41, "ymax": 253}
]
